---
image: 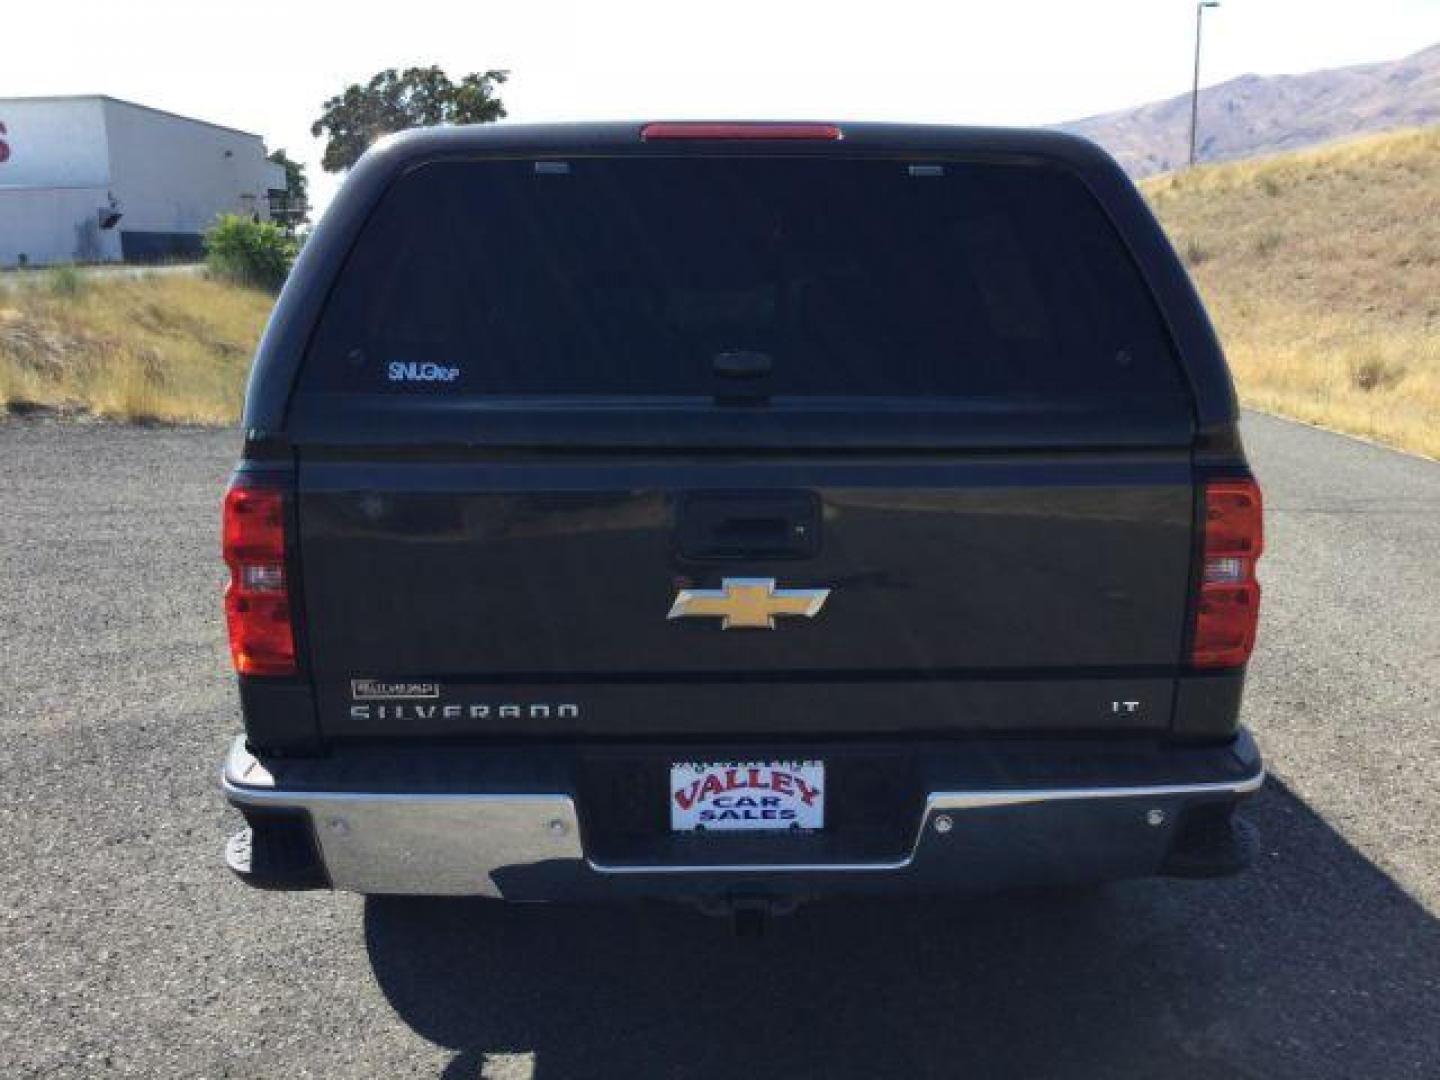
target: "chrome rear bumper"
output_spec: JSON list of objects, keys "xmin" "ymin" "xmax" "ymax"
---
[
  {"xmin": 223, "ymin": 738, "xmax": 581, "ymax": 895},
  {"xmin": 221, "ymin": 736, "xmax": 1264, "ymax": 897}
]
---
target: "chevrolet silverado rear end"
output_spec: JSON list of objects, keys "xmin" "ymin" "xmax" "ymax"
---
[{"xmin": 220, "ymin": 122, "xmax": 1264, "ymax": 905}]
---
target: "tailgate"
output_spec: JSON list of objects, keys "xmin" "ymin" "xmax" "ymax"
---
[{"xmin": 297, "ymin": 451, "xmax": 1193, "ymax": 738}]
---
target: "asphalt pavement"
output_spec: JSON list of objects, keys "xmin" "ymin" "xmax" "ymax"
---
[{"xmin": 0, "ymin": 412, "xmax": 1436, "ymax": 1078}]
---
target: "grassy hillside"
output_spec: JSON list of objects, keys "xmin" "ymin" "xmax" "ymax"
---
[
  {"xmin": 3, "ymin": 129, "xmax": 1438, "ymax": 457},
  {"xmin": 0, "ymin": 271, "xmax": 269, "ymax": 425},
  {"xmin": 1145, "ymin": 125, "xmax": 1440, "ymax": 458}
]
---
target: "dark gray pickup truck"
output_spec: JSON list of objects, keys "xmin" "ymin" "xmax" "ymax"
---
[{"xmin": 220, "ymin": 121, "xmax": 1264, "ymax": 916}]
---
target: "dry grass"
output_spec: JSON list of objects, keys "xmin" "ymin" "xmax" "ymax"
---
[
  {"xmin": 0, "ymin": 272, "xmax": 271, "ymax": 424},
  {"xmin": 1145, "ymin": 126, "xmax": 1440, "ymax": 458}
]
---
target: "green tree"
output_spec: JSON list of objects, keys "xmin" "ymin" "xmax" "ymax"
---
[
  {"xmin": 266, "ymin": 148, "xmax": 310, "ymax": 233},
  {"xmin": 310, "ymin": 67, "xmax": 509, "ymax": 172}
]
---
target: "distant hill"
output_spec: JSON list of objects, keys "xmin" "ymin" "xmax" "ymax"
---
[{"xmin": 1059, "ymin": 42, "xmax": 1440, "ymax": 177}]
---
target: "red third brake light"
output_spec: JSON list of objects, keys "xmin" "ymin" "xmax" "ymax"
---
[
  {"xmin": 1191, "ymin": 477, "xmax": 1264, "ymax": 669},
  {"xmin": 640, "ymin": 122, "xmax": 843, "ymax": 141},
  {"xmin": 222, "ymin": 479, "xmax": 296, "ymax": 676}
]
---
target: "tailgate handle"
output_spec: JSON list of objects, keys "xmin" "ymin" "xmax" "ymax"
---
[
  {"xmin": 712, "ymin": 350, "xmax": 773, "ymax": 378},
  {"xmin": 717, "ymin": 516, "xmax": 792, "ymax": 547},
  {"xmin": 677, "ymin": 493, "xmax": 820, "ymax": 561}
]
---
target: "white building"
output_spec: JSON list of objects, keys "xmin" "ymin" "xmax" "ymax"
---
[{"xmin": 0, "ymin": 96, "xmax": 287, "ymax": 268}]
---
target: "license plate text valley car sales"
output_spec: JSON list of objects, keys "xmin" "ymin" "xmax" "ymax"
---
[{"xmin": 670, "ymin": 761, "xmax": 826, "ymax": 831}]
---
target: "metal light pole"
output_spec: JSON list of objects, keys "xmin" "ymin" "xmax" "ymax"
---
[{"xmin": 1189, "ymin": 1, "xmax": 1220, "ymax": 168}]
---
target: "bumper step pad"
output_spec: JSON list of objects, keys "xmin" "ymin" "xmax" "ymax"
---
[
  {"xmin": 224, "ymin": 812, "xmax": 329, "ymax": 891},
  {"xmin": 1161, "ymin": 808, "xmax": 1260, "ymax": 879}
]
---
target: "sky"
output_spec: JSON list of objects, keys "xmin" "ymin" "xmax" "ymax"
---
[{"xmin": 4, "ymin": 0, "xmax": 1438, "ymax": 213}]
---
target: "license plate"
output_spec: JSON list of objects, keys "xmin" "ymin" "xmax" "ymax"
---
[{"xmin": 669, "ymin": 760, "xmax": 825, "ymax": 832}]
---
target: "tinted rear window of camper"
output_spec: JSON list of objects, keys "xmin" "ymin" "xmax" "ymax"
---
[{"xmin": 301, "ymin": 156, "xmax": 1186, "ymax": 404}]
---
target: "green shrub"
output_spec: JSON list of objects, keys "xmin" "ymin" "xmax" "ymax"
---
[{"xmin": 203, "ymin": 215, "xmax": 296, "ymax": 292}]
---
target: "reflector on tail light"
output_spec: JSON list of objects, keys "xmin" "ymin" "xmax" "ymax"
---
[
  {"xmin": 222, "ymin": 480, "xmax": 296, "ymax": 676},
  {"xmin": 640, "ymin": 122, "xmax": 843, "ymax": 141},
  {"xmin": 1191, "ymin": 478, "xmax": 1264, "ymax": 669}
]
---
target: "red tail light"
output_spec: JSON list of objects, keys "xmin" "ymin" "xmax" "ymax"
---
[
  {"xmin": 222, "ymin": 479, "xmax": 296, "ymax": 676},
  {"xmin": 640, "ymin": 122, "xmax": 843, "ymax": 141},
  {"xmin": 1191, "ymin": 477, "xmax": 1264, "ymax": 669}
]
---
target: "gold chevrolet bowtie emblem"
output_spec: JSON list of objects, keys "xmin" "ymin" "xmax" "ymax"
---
[{"xmin": 667, "ymin": 577, "xmax": 831, "ymax": 630}]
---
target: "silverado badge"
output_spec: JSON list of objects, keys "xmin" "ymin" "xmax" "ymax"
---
[{"xmin": 667, "ymin": 578, "xmax": 830, "ymax": 630}]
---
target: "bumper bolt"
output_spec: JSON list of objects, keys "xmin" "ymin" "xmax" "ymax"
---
[
  {"xmin": 547, "ymin": 819, "xmax": 568, "ymax": 836},
  {"xmin": 326, "ymin": 817, "xmax": 350, "ymax": 837},
  {"xmin": 1146, "ymin": 808, "xmax": 1167, "ymax": 827},
  {"xmin": 933, "ymin": 814, "xmax": 954, "ymax": 835}
]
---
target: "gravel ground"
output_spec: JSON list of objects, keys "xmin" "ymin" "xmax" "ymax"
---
[{"xmin": 0, "ymin": 413, "xmax": 1436, "ymax": 1079}]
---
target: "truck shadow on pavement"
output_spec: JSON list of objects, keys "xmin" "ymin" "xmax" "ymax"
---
[{"xmin": 364, "ymin": 778, "xmax": 1440, "ymax": 1080}]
